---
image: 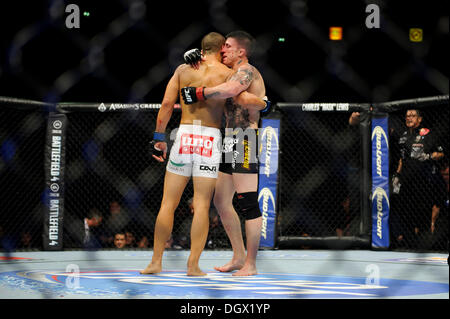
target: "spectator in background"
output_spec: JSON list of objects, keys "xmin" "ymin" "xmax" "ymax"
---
[
  {"xmin": 137, "ymin": 235, "xmax": 150, "ymax": 248},
  {"xmin": 335, "ymin": 196, "xmax": 350, "ymax": 237},
  {"xmin": 175, "ymin": 197, "xmax": 228, "ymax": 249},
  {"xmin": 100, "ymin": 200, "xmax": 130, "ymax": 247},
  {"xmin": 64, "ymin": 208, "xmax": 103, "ymax": 249},
  {"xmin": 125, "ymin": 230, "xmax": 137, "ymax": 248},
  {"xmin": 0, "ymin": 225, "xmax": 14, "ymax": 252},
  {"xmin": 113, "ymin": 231, "xmax": 127, "ymax": 249},
  {"xmin": 19, "ymin": 231, "xmax": 33, "ymax": 249},
  {"xmin": 392, "ymin": 109, "xmax": 444, "ymax": 249}
]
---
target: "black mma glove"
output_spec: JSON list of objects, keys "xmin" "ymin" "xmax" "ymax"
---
[
  {"xmin": 184, "ymin": 48, "xmax": 202, "ymax": 66},
  {"xmin": 260, "ymin": 97, "xmax": 273, "ymax": 117},
  {"xmin": 149, "ymin": 132, "xmax": 165, "ymax": 158},
  {"xmin": 181, "ymin": 86, "xmax": 206, "ymax": 105}
]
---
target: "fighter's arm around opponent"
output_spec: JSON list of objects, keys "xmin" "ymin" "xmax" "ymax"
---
[
  {"xmin": 181, "ymin": 65, "xmax": 268, "ymax": 112},
  {"xmin": 181, "ymin": 49, "xmax": 271, "ymax": 114}
]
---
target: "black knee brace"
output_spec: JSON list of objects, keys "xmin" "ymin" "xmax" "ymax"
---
[{"xmin": 236, "ymin": 192, "xmax": 261, "ymax": 220}]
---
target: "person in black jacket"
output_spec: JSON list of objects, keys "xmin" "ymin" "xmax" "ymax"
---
[{"xmin": 392, "ymin": 109, "xmax": 444, "ymax": 249}]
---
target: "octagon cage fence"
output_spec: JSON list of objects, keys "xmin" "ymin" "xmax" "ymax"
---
[{"xmin": 0, "ymin": 94, "xmax": 448, "ymax": 254}]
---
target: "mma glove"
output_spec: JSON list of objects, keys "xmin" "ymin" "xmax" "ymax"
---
[
  {"xmin": 260, "ymin": 97, "xmax": 273, "ymax": 117},
  {"xmin": 184, "ymin": 48, "xmax": 202, "ymax": 66},
  {"xmin": 149, "ymin": 132, "xmax": 165, "ymax": 158},
  {"xmin": 181, "ymin": 86, "xmax": 206, "ymax": 105}
]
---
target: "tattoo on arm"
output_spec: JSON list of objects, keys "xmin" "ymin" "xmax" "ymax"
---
[
  {"xmin": 204, "ymin": 91, "xmax": 221, "ymax": 99},
  {"xmin": 230, "ymin": 68, "xmax": 254, "ymax": 87},
  {"xmin": 204, "ymin": 66, "xmax": 254, "ymax": 99}
]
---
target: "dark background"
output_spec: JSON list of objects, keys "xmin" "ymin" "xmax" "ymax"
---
[{"xmin": 0, "ymin": 0, "xmax": 448, "ymax": 104}]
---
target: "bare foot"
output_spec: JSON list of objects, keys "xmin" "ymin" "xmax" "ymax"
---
[
  {"xmin": 214, "ymin": 259, "xmax": 245, "ymax": 273},
  {"xmin": 187, "ymin": 266, "xmax": 207, "ymax": 276},
  {"xmin": 140, "ymin": 262, "xmax": 162, "ymax": 274},
  {"xmin": 232, "ymin": 264, "xmax": 257, "ymax": 276}
]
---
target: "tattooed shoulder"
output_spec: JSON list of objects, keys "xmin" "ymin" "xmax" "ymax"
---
[{"xmin": 230, "ymin": 65, "xmax": 254, "ymax": 87}]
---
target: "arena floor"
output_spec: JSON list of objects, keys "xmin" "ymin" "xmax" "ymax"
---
[{"xmin": 0, "ymin": 249, "xmax": 448, "ymax": 299}]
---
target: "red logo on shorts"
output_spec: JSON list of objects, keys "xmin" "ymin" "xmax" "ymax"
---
[{"xmin": 179, "ymin": 134, "xmax": 214, "ymax": 157}]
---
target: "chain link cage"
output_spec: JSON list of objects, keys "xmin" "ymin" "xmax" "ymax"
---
[
  {"xmin": 278, "ymin": 110, "xmax": 363, "ymax": 239},
  {"xmin": 1, "ymin": 98, "xmax": 448, "ymax": 252},
  {"xmin": 0, "ymin": 108, "xmax": 46, "ymax": 250}
]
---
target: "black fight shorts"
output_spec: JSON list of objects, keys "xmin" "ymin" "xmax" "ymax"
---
[{"xmin": 219, "ymin": 128, "xmax": 259, "ymax": 175}]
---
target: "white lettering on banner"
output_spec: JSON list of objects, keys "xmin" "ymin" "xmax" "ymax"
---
[
  {"xmin": 301, "ymin": 103, "xmax": 349, "ymax": 111},
  {"xmin": 371, "ymin": 126, "xmax": 389, "ymax": 177},
  {"xmin": 109, "ymin": 103, "xmax": 138, "ymax": 111},
  {"xmin": 322, "ymin": 104, "xmax": 334, "ymax": 111},
  {"xmin": 259, "ymin": 127, "xmax": 279, "ymax": 177},
  {"xmin": 258, "ymin": 188, "xmax": 276, "ymax": 240},
  {"xmin": 98, "ymin": 103, "xmax": 164, "ymax": 112},
  {"xmin": 48, "ymin": 120, "xmax": 64, "ymax": 247},
  {"xmin": 336, "ymin": 103, "xmax": 349, "ymax": 111},
  {"xmin": 49, "ymin": 199, "xmax": 59, "ymax": 241},
  {"xmin": 302, "ymin": 104, "xmax": 320, "ymax": 111},
  {"xmin": 372, "ymin": 187, "xmax": 389, "ymax": 239},
  {"xmin": 50, "ymin": 136, "xmax": 62, "ymax": 179}
]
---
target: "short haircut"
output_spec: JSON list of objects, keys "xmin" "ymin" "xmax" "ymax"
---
[
  {"xmin": 201, "ymin": 32, "xmax": 226, "ymax": 54},
  {"xmin": 407, "ymin": 109, "xmax": 422, "ymax": 118},
  {"xmin": 226, "ymin": 30, "xmax": 255, "ymax": 57}
]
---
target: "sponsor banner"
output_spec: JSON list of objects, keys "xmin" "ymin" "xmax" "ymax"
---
[
  {"xmin": 57, "ymin": 102, "xmax": 175, "ymax": 113},
  {"xmin": 371, "ymin": 116, "xmax": 390, "ymax": 249},
  {"xmin": 97, "ymin": 103, "xmax": 166, "ymax": 112},
  {"xmin": 300, "ymin": 103, "xmax": 349, "ymax": 112},
  {"xmin": 43, "ymin": 113, "xmax": 67, "ymax": 250},
  {"xmin": 258, "ymin": 118, "xmax": 280, "ymax": 248}
]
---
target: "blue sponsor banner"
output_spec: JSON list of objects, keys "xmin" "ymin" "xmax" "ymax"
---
[
  {"xmin": 371, "ymin": 116, "xmax": 390, "ymax": 249},
  {"xmin": 258, "ymin": 118, "xmax": 280, "ymax": 248}
]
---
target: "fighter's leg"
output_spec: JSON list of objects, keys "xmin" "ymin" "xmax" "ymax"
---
[
  {"xmin": 213, "ymin": 172, "xmax": 246, "ymax": 272},
  {"xmin": 232, "ymin": 173, "xmax": 261, "ymax": 276},
  {"xmin": 141, "ymin": 171, "xmax": 190, "ymax": 274},
  {"xmin": 187, "ymin": 176, "xmax": 217, "ymax": 276}
]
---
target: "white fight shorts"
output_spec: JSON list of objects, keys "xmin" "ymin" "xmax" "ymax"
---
[{"xmin": 166, "ymin": 124, "xmax": 222, "ymax": 178}]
